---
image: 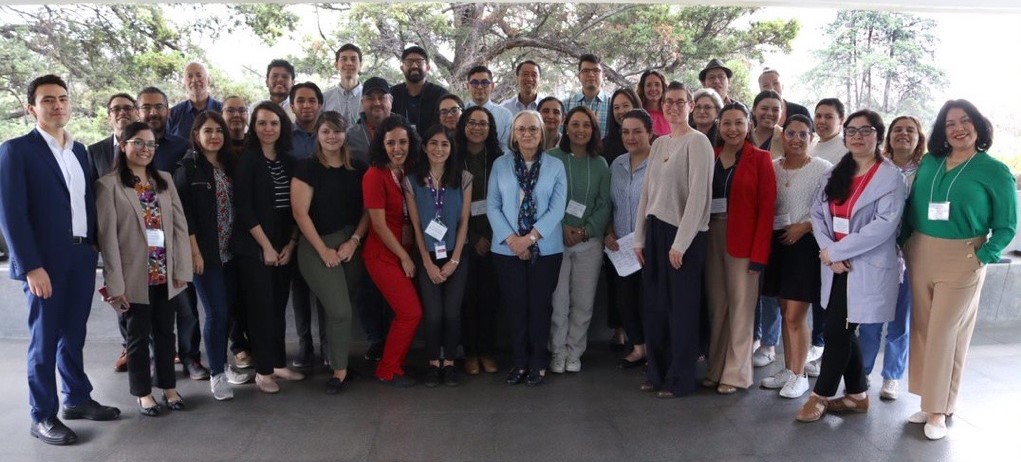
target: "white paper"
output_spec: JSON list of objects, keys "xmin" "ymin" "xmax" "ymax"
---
[
  {"xmin": 434, "ymin": 242, "xmax": 448, "ymax": 259},
  {"xmin": 146, "ymin": 229, "xmax": 165, "ymax": 248},
  {"xmin": 470, "ymin": 200, "xmax": 487, "ymax": 217},
  {"xmin": 711, "ymin": 198, "xmax": 727, "ymax": 214},
  {"xmin": 604, "ymin": 232, "xmax": 642, "ymax": 277},
  {"xmin": 928, "ymin": 202, "xmax": 950, "ymax": 221},
  {"xmin": 566, "ymin": 199, "xmax": 587, "ymax": 218},
  {"xmin": 833, "ymin": 217, "xmax": 850, "ymax": 235},
  {"xmin": 773, "ymin": 213, "xmax": 791, "ymax": 230},
  {"xmin": 425, "ymin": 218, "xmax": 448, "ymax": 241}
]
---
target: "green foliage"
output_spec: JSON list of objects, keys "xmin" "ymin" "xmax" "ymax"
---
[{"xmin": 229, "ymin": 4, "xmax": 301, "ymax": 44}]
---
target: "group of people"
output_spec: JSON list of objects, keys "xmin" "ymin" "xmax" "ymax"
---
[{"xmin": 0, "ymin": 42, "xmax": 1015, "ymax": 447}]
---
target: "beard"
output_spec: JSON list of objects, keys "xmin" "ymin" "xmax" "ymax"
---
[{"xmin": 405, "ymin": 70, "xmax": 425, "ymax": 84}]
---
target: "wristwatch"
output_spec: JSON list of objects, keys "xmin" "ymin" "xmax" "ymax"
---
[{"xmin": 528, "ymin": 234, "xmax": 538, "ymax": 243}]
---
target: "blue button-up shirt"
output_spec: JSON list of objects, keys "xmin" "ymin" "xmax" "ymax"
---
[
  {"xmin": 500, "ymin": 95, "xmax": 541, "ymax": 116},
  {"xmin": 609, "ymin": 152, "xmax": 648, "ymax": 237},
  {"xmin": 168, "ymin": 97, "xmax": 223, "ymax": 139},
  {"xmin": 322, "ymin": 82, "xmax": 362, "ymax": 126},
  {"xmin": 292, "ymin": 125, "xmax": 317, "ymax": 160},
  {"xmin": 466, "ymin": 100, "xmax": 513, "ymax": 151},
  {"xmin": 563, "ymin": 90, "xmax": 611, "ymax": 135}
]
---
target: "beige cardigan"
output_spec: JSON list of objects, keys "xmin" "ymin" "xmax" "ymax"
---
[{"xmin": 96, "ymin": 171, "xmax": 192, "ymax": 304}]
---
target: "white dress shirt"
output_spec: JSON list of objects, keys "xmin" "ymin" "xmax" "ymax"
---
[{"xmin": 37, "ymin": 127, "xmax": 88, "ymax": 237}]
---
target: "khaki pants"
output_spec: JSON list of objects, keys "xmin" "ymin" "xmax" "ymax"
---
[
  {"xmin": 550, "ymin": 237, "xmax": 604, "ymax": 360},
  {"xmin": 906, "ymin": 233, "xmax": 987, "ymax": 415},
  {"xmin": 705, "ymin": 217, "xmax": 759, "ymax": 389}
]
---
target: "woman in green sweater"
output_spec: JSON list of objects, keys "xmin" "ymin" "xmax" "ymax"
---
[
  {"xmin": 901, "ymin": 99, "xmax": 1017, "ymax": 440},
  {"xmin": 548, "ymin": 106, "xmax": 612, "ymax": 373}
]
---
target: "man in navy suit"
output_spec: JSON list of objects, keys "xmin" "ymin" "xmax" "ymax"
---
[{"xmin": 0, "ymin": 74, "xmax": 121, "ymax": 446}]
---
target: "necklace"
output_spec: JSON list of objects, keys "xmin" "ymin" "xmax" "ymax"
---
[{"xmin": 781, "ymin": 156, "xmax": 809, "ymax": 188}]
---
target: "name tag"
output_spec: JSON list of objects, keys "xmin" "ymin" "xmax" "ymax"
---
[
  {"xmin": 434, "ymin": 242, "xmax": 448, "ymax": 259},
  {"xmin": 773, "ymin": 213, "xmax": 791, "ymax": 230},
  {"xmin": 425, "ymin": 218, "xmax": 448, "ymax": 241},
  {"xmin": 833, "ymin": 217, "xmax": 850, "ymax": 235},
  {"xmin": 146, "ymin": 229, "xmax": 165, "ymax": 248},
  {"xmin": 711, "ymin": 198, "xmax": 727, "ymax": 214},
  {"xmin": 928, "ymin": 202, "xmax": 950, "ymax": 221},
  {"xmin": 471, "ymin": 200, "xmax": 487, "ymax": 217},
  {"xmin": 566, "ymin": 200, "xmax": 587, "ymax": 218}
]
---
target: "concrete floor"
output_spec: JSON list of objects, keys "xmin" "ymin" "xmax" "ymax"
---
[{"xmin": 0, "ymin": 324, "xmax": 1019, "ymax": 462}]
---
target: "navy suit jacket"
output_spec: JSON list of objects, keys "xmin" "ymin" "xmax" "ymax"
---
[{"xmin": 0, "ymin": 129, "xmax": 97, "ymax": 280}]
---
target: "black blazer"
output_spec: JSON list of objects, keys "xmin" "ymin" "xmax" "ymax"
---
[
  {"xmin": 390, "ymin": 80, "xmax": 449, "ymax": 138},
  {"xmin": 87, "ymin": 135, "xmax": 116, "ymax": 179},
  {"xmin": 174, "ymin": 150, "xmax": 231, "ymax": 267},
  {"xmin": 232, "ymin": 148, "xmax": 296, "ymax": 258}
]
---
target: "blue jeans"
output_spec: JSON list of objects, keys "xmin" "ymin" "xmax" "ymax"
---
[
  {"xmin": 192, "ymin": 261, "xmax": 238, "ymax": 376},
  {"xmin": 859, "ymin": 275, "xmax": 911, "ymax": 380},
  {"xmin": 811, "ymin": 303, "xmax": 827, "ymax": 347},
  {"xmin": 755, "ymin": 296, "xmax": 781, "ymax": 346}
]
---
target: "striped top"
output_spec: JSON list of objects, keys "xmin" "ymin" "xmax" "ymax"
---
[
  {"xmin": 610, "ymin": 152, "xmax": 648, "ymax": 236},
  {"xmin": 266, "ymin": 157, "xmax": 291, "ymax": 209}
]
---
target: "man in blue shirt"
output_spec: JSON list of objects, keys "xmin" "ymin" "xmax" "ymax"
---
[
  {"xmin": 564, "ymin": 54, "xmax": 611, "ymax": 133},
  {"xmin": 465, "ymin": 65, "xmax": 513, "ymax": 150},
  {"xmin": 501, "ymin": 60, "xmax": 542, "ymax": 116},
  {"xmin": 322, "ymin": 43, "xmax": 363, "ymax": 126},
  {"xmin": 168, "ymin": 62, "xmax": 222, "ymax": 139},
  {"xmin": 290, "ymin": 82, "xmax": 323, "ymax": 160}
]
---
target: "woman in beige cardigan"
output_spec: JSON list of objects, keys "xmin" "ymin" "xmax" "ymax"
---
[{"xmin": 97, "ymin": 122, "xmax": 191, "ymax": 417}]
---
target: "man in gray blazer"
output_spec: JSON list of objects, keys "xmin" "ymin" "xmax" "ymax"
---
[{"xmin": 87, "ymin": 93, "xmax": 138, "ymax": 179}]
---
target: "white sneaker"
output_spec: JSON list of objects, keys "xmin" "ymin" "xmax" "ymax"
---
[
  {"xmin": 807, "ymin": 345, "xmax": 825, "ymax": 362},
  {"xmin": 752, "ymin": 346, "xmax": 776, "ymax": 368},
  {"xmin": 550, "ymin": 352, "xmax": 567, "ymax": 374},
  {"xmin": 908, "ymin": 411, "xmax": 928, "ymax": 424},
  {"xmin": 225, "ymin": 365, "xmax": 255, "ymax": 385},
  {"xmin": 779, "ymin": 373, "xmax": 809, "ymax": 399},
  {"xmin": 804, "ymin": 359, "xmax": 821, "ymax": 377},
  {"xmin": 565, "ymin": 357, "xmax": 582, "ymax": 373},
  {"xmin": 761, "ymin": 368, "xmax": 795, "ymax": 389},
  {"xmin": 880, "ymin": 379, "xmax": 900, "ymax": 400},
  {"xmin": 210, "ymin": 373, "xmax": 234, "ymax": 401},
  {"xmin": 924, "ymin": 421, "xmax": 948, "ymax": 440}
]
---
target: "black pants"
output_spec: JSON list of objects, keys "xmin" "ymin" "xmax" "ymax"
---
[
  {"xmin": 614, "ymin": 270, "xmax": 645, "ymax": 345},
  {"xmin": 461, "ymin": 250, "xmax": 498, "ymax": 356},
  {"xmin": 813, "ymin": 273, "xmax": 867, "ymax": 397},
  {"xmin": 602, "ymin": 258, "xmax": 621, "ymax": 330},
  {"xmin": 292, "ymin": 264, "xmax": 327, "ymax": 360},
  {"xmin": 357, "ymin": 272, "xmax": 392, "ymax": 345},
  {"xmin": 642, "ymin": 218, "xmax": 707, "ymax": 397},
  {"xmin": 418, "ymin": 253, "xmax": 468, "ymax": 360},
  {"xmin": 494, "ymin": 253, "xmax": 563, "ymax": 371},
  {"xmin": 228, "ymin": 284, "xmax": 252, "ymax": 355},
  {"xmin": 238, "ymin": 255, "xmax": 293, "ymax": 375},
  {"xmin": 124, "ymin": 284, "xmax": 177, "ymax": 397}
]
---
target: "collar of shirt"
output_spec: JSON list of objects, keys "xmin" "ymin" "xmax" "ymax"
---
[
  {"xmin": 293, "ymin": 125, "xmax": 315, "ymax": 138},
  {"xmin": 575, "ymin": 91, "xmax": 608, "ymax": 105},
  {"xmin": 37, "ymin": 126, "xmax": 75, "ymax": 153},
  {"xmin": 341, "ymin": 82, "xmax": 362, "ymax": 96}
]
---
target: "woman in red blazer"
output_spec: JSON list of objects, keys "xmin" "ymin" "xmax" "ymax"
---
[{"xmin": 703, "ymin": 102, "xmax": 777, "ymax": 393}]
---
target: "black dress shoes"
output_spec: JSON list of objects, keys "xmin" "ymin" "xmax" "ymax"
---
[
  {"xmin": 62, "ymin": 399, "xmax": 121, "ymax": 421},
  {"xmin": 31, "ymin": 417, "xmax": 78, "ymax": 445}
]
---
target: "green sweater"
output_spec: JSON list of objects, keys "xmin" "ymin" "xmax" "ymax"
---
[
  {"xmin": 900, "ymin": 151, "xmax": 1017, "ymax": 263},
  {"xmin": 548, "ymin": 147, "xmax": 612, "ymax": 238}
]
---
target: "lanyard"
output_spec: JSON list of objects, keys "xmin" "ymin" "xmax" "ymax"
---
[
  {"xmin": 830, "ymin": 162, "xmax": 875, "ymax": 218},
  {"xmin": 715, "ymin": 154, "xmax": 738, "ymax": 199},
  {"xmin": 929, "ymin": 154, "xmax": 975, "ymax": 204},
  {"xmin": 567, "ymin": 153, "xmax": 592, "ymax": 205},
  {"xmin": 426, "ymin": 174, "xmax": 446, "ymax": 219}
]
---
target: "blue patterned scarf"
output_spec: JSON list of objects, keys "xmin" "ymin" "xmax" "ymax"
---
[{"xmin": 513, "ymin": 151, "xmax": 542, "ymax": 255}]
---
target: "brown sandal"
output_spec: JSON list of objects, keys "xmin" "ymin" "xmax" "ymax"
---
[
  {"xmin": 796, "ymin": 395, "xmax": 829, "ymax": 422},
  {"xmin": 827, "ymin": 394, "xmax": 870, "ymax": 413}
]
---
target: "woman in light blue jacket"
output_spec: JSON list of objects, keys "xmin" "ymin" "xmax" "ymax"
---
[
  {"xmin": 796, "ymin": 109, "xmax": 906, "ymax": 423},
  {"xmin": 487, "ymin": 110, "xmax": 567, "ymax": 387}
]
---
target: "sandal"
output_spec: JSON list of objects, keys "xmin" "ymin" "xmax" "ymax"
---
[
  {"xmin": 796, "ymin": 395, "xmax": 828, "ymax": 423},
  {"xmin": 827, "ymin": 394, "xmax": 869, "ymax": 413},
  {"xmin": 717, "ymin": 384, "xmax": 738, "ymax": 395}
]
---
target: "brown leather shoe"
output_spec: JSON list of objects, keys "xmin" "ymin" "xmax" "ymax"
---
[
  {"xmin": 113, "ymin": 349, "xmax": 128, "ymax": 372},
  {"xmin": 464, "ymin": 356, "xmax": 480, "ymax": 375},
  {"xmin": 796, "ymin": 394, "xmax": 829, "ymax": 422},
  {"xmin": 827, "ymin": 394, "xmax": 870, "ymax": 413},
  {"xmin": 480, "ymin": 356, "xmax": 499, "ymax": 373}
]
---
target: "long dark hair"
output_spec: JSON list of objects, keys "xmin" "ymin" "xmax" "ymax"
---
[
  {"xmin": 413, "ymin": 124, "xmax": 461, "ymax": 188},
  {"xmin": 368, "ymin": 115, "xmax": 420, "ymax": 168},
  {"xmin": 559, "ymin": 106, "xmax": 603, "ymax": 157},
  {"xmin": 637, "ymin": 70, "xmax": 666, "ymax": 108},
  {"xmin": 926, "ymin": 99, "xmax": 993, "ymax": 157},
  {"xmin": 244, "ymin": 101, "xmax": 293, "ymax": 155},
  {"xmin": 455, "ymin": 105, "xmax": 502, "ymax": 158},
  {"xmin": 117, "ymin": 121, "xmax": 168, "ymax": 191},
  {"xmin": 823, "ymin": 109, "xmax": 885, "ymax": 203},
  {"xmin": 190, "ymin": 111, "xmax": 235, "ymax": 175},
  {"xmin": 603, "ymin": 88, "xmax": 640, "ymax": 160}
]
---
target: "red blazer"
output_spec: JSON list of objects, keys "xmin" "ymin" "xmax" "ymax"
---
[{"xmin": 714, "ymin": 141, "xmax": 777, "ymax": 268}]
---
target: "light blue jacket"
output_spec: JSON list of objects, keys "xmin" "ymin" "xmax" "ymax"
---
[
  {"xmin": 487, "ymin": 151, "xmax": 567, "ymax": 257},
  {"xmin": 811, "ymin": 159, "xmax": 907, "ymax": 324}
]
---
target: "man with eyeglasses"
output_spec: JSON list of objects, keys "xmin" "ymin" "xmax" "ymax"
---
[
  {"xmin": 1, "ymin": 74, "xmax": 121, "ymax": 446},
  {"xmin": 501, "ymin": 60, "xmax": 542, "ymax": 116},
  {"xmin": 322, "ymin": 43, "xmax": 363, "ymax": 126},
  {"xmin": 758, "ymin": 68, "xmax": 810, "ymax": 127},
  {"xmin": 168, "ymin": 62, "xmax": 222, "ymax": 139},
  {"xmin": 390, "ymin": 45, "xmax": 448, "ymax": 138},
  {"xmin": 87, "ymin": 93, "xmax": 138, "ymax": 180},
  {"xmin": 465, "ymin": 64, "xmax": 512, "ymax": 149},
  {"xmin": 221, "ymin": 96, "xmax": 249, "ymax": 156},
  {"xmin": 564, "ymin": 53, "xmax": 611, "ymax": 132},
  {"xmin": 136, "ymin": 87, "xmax": 210, "ymax": 381},
  {"xmin": 346, "ymin": 77, "xmax": 393, "ymax": 165}
]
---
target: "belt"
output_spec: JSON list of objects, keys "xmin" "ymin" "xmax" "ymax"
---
[{"xmin": 72, "ymin": 236, "xmax": 89, "ymax": 245}]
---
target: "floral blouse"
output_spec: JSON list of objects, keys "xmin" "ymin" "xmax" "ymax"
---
[
  {"xmin": 136, "ymin": 179, "xmax": 168, "ymax": 286},
  {"xmin": 213, "ymin": 168, "xmax": 234, "ymax": 263}
]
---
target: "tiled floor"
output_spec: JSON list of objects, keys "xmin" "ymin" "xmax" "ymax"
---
[{"xmin": 0, "ymin": 325, "xmax": 1018, "ymax": 462}]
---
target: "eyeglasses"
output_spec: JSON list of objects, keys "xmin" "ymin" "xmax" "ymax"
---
[
  {"xmin": 223, "ymin": 107, "xmax": 248, "ymax": 115},
  {"xmin": 139, "ymin": 104, "xmax": 167, "ymax": 112},
  {"xmin": 662, "ymin": 98, "xmax": 690, "ymax": 107},
  {"xmin": 468, "ymin": 79, "xmax": 492, "ymax": 88},
  {"xmin": 466, "ymin": 120, "xmax": 489, "ymax": 129},
  {"xmin": 126, "ymin": 139, "xmax": 159, "ymax": 151},
  {"xmin": 579, "ymin": 68, "xmax": 602, "ymax": 76},
  {"xmin": 402, "ymin": 58, "xmax": 427, "ymax": 67},
  {"xmin": 844, "ymin": 126, "xmax": 876, "ymax": 137},
  {"xmin": 694, "ymin": 105, "xmax": 717, "ymax": 113},
  {"xmin": 109, "ymin": 105, "xmax": 136, "ymax": 114},
  {"xmin": 515, "ymin": 126, "xmax": 541, "ymax": 135},
  {"xmin": 439, "ymin": 107, "xmax": 462, "ymax": 117},
  {"xmin": 784, "ymin": 130, "xmax": 811, "ymax": 141}
]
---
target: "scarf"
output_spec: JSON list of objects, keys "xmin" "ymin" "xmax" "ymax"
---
[{"xmin": 513, "ymin": 151, "xmax": 543, "ymax": 255}]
